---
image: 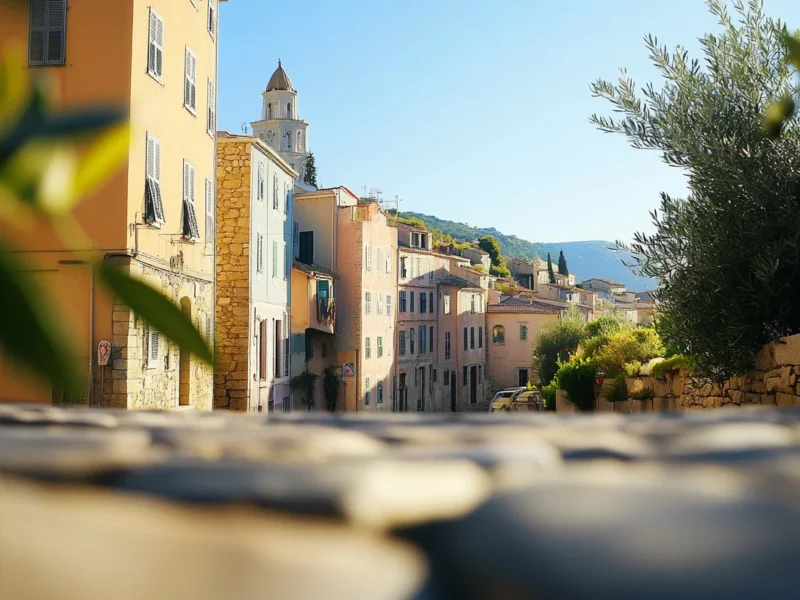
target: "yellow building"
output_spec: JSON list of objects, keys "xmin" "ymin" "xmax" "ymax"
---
[{"xmin": 0, "ymin": 0, "xmax": 225, "ymax": 409}]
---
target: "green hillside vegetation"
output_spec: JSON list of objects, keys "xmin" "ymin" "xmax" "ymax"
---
[{"xmin": 398, "ymin": 211, "xmax": 655, "ymax": 290}]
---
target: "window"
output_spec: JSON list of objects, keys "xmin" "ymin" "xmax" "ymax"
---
[
  {"xmin": 256, "ymin": 234, "xmax": 264, "ymax": 273},
  {"xmin": 292, "ymin": 222, "xmax": 300, "ymax": 258},
  {"xmin": 273, "ymin": 176, "xmax": 279, "ymax": 210},
  {"xmin": 386, "ymin": 249, "xmax": 392, "ymax": 274},
  {"xmin": 182, "ymin": 161, "xmax": 199, "ymax": 239},
  {"xmin": 429, "ymin": 326, "xmax": 434, "ymax": 354},
  {"xmin": 365, "ymin": 291, "xmax": 371, "ymax": 314},
  {"xmin": 463, "ymin": 327, "xmax": 468, "ymax": 351},
  {"xmin": 145, "ymin": 326, "xmax": 160, "ymax": 368},
  {"xmin": 377, "ymin": 248, "xmax": 383, "ymax": 273},
  {"xmin": 205, "ymin": 179, "xmax": 214, "ymax": 245},
  {"xmin": 272, "ymin": 240, "xmax": 278, "ymax": 277},
  {"xmin": 445, "ymin": 332, "xmax": 451, "ymax": 360},
  {"xmin": 377, "ymin": 336, "xmax": 383, "ymax": 358},
  {"xmin": 400, "ymin": 257, "xmax": 407, "ymax": 279},
  {"xmin": 208, "ymin": 0, "xmax": 217, "ymax": 38},
  {"xmin": 443, "ymin": 294, "xmax": 451, "ymax": 315},
  {"xmin": 365, "ymin": 245, "xmax": 372, "ymax": 271},
  {"xmin": 299, "ymin": 231, "xmax": 314, "ymax": 264},
  {"xmin": 28, "ymin": 0, "xmax": 67, "ymax": 66},
  {"xmin": 444, "ymin": 369, "xmax": 450, "ymax": 386},
  {"xmin": 410, "ymin": 328, "xmax": 416, "ymax": 354},
  {"xmin": 420, "ymin": 325, "xmax": 427, "ymax": 353},
  {"xmin": 207, "ymin": 79, "xmax": 215, "ymax": 134},
  {"xmin": 471, "ymin": 294, "xmax": 476, "ymax": 314},
  {"xmin": 399, "ymin": 330, "xmax": 406, "ymax": 356},
  {"xmin": 420, "ymin": 292, "xmax": 427, "ymax": 314},
  {"xmin": 257, "ymin": 163, "xmax": 264, "ymax": 200},
  {"xmin": 377, "ymin": 293, "xmax": 383, "ymax": 316},
  {"xmin": 184, "ymin": 48, "xmax": 197, "ymax": 113},
  {"xmin": 147, "ymin": 9, "xmax": 164, "ymax": 80},
  {"xmin": 145, "ymin": 134, "xmax": 165, "ymax": 225},
  {"xmin": 520, "ymin": 324, "xmax": 528, "ymax": 340},
  {"xmin": 259, "ymin": 320, "xmax": 267, "ymax": 379},
  {"xmin": 274, "ymin": 318, "xmax": 282, "ymax": 377},
  {"xmin": 365, "ymin": 337, "xmax": 371, "ymax": 360},
  {"xmin": 493, "ymin": 325, "xmax": 506, "ymax": 345},
  {"xmin": 399, "ymin": 291, "xmax": 406, "ymax": 313},
  {"xmin": 429, "ymin": 292, "xmax": 434, "ymax": 314},
  {"xmin": 377, "ymin": 381, "xmax": 384, "ymax": 404},
  {"xmin": 386, "ymin": 295, "xmax": 392, "ymax": 316},
  {"xmin": 479, "ymin": 327, "xmax": 483, "ymax": 348},
  {"xmin": 470, "ymin": 327, "xmax": 475, "ymax": 350},
  {"xmin": 364, "ymin": 377, "xmax": 371, "ymax": 406},
  {"xmin": 410, "ymin": 291, "xmax": 415, "ymax": 313}
]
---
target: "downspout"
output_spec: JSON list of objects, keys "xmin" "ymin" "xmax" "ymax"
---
[
  {"xmin": 87, "ymin": 265, "xmax": 95, "ymax": 407},
  {"xmin": 355, "ymin": 348, "xmax": 359, "ymax": 412}
]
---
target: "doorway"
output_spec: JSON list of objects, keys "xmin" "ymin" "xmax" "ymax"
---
[
  {"xmin": 179, "ymin": 297, "xmax": 191, "ymax": 406},
  {"xmin": 518, "ymin": 369, "xmax": 529, "ymax": 388},
  {"xmin": 399, "ymin": 373, "xmax": 407, "ymax": 412},
  {"xmin": 470, "ymin": 366, "xmax": 477, "ymax": 405},
  {"xmin": 418, "ymin": 367, "xmax": 426, "ymax": 411},
  {"xmin": 450, "ymin": 371, "xmax": 457, "ymax": 412}
]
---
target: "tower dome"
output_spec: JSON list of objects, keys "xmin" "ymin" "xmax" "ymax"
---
[{"xmin": 266, "ymin": 60, "xmax": 294, "ymax": 92}]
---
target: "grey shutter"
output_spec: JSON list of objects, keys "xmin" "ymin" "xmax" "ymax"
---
[
  {"xmin": 46, "ymin": 0, "xmax": 66, "ymax": 65},
  {"xmin": 147, "ymin": 137, "xmax": 165, "ymax": 224},
  {"xmin": 29, "ymin": 1, "xmax": 47, "ymax": 65},
  {"xmin": 183, "ymin": 162, "xmax": 199, "ymax": 239}
]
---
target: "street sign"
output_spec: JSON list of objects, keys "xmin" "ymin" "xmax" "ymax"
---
[
  {"xmin": 342, "ymin": 363, "xmax": 355, "ymax": 377},
  {"xmin": 97, "ymin": 340, "xmax": 112, "ymax": 366}
]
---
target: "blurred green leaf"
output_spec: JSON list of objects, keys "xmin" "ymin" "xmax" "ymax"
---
[
  {"xmin": 0, "ymin": 44, "xmax": 27, "ymax": 125},
  {"xmin": 0, "ymin": 241, "xmax": 82, "ymax": 391},
  {"xmin": 783, "ymin": 32, "xmax": 800, "ymax": 70},
  {"xmin": 763, "ymin": 95, "xmax": 795, "ymax": 138},
  {"xmin": 69, "ymin": 123, "xmax": 130, "ymax": 209},
  {"xmin": 99, "ymin": 263, "xmax": 212, "ymax": 365}
]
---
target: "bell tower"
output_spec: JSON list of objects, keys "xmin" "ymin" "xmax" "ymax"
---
[{"xmin": 251, "ymin": 60, "xmax": 311, "ymax": 182}]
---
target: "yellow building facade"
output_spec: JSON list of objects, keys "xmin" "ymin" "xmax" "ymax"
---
[{"xmin": 0, "ymin": 0, "xmax": 225, "ymax": 409}]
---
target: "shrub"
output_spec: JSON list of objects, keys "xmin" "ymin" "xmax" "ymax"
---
[
  {"xmin": 651, "ymin": 355, "xmax": 692, "ymax": 379},
  {"xmin": 532, "ymin": 305, "xmax": 586, "ymax": 385},
  {"xmin": 541, "ymin": 381, "xmax": 557, "ymax": 411},
  {"xmin": 585, "ymin": 316, "xmax": 627, "ymax": 339},
  {"xmin": 629, "ymin": 386, "xmax": 655, "ymax": 401},
  {"xmin": 593, "ymin": 328, "xmax": 664, "ymax": 378},
  {"xmin": 602, "ymin": 375, "xmax": 628, "ymax": 403},
  {"xmin": 555, "ymin": 356, "xmax": 596, "ymax": 412}
]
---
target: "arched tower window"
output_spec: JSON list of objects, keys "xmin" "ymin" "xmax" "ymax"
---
[
  {"xmin": 296, "ymin": 131, "xmax": 302, "ymax": 152},
  {"xmin": 287, "ymin": 102, "xmax": 292, "ymax": 118},
  {"xmin": 267, "ymin": 103, "xmax": 273, "ymax": 119},
  {"xmin": 285, "ymin": 130, "xmax": 292, "ymax": 151}
]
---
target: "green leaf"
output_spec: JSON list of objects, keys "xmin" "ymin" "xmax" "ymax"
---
[
  {"xmin": 763, "ymin": 96, "xmax": 795, "ymax": 138},
  {"xmin": 783, "ymin": 32, "xmax": 800, "ymax": 70},
  {"xmin": 0, "ymin": 241, "xmax": 81, "ymax": 392},
  {"xmin": 99, "ymin": 262, "xmax": 212, "ymax": 365},
  {"xmin": 68, "ymin": 123, "xmax": 130, "ymax": 211}
]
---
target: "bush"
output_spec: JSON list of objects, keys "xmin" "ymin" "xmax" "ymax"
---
[
  {"xmin": 593, "ymin": 328, "xmax": 664, "ymax": 378},
  {"xmin": 651, "ymin": 355, "xmax": 692, "ymax": 379},
  {"xmin": 585, "ymin": 316, "xmax": 627, "ymax": 339},
  {"xmin": 541, "ymin": 381, "xmax": 557, "ymax": 411},
  {"xmin": 555, "ymin": 356, "xmax": 596, "ymax": 412},
  {"xmin": 532, "ymin": 305, "xmax": 586, "ymax": 385},
  {"xmin": 602, "ymin": 375, "xmax": 628, "ymax": 403}
]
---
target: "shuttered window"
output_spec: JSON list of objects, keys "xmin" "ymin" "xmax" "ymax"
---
[
  {"xmin": 257, "ymin": 164, "xmax": 264, "ymax": 200},
  {"xmin": 145, "ymin": 134, "xmax": 165, "ymax": 225},
  {"xmin": 184, "ymin": 47, "xmax": 197, "ymax": 112},
  {"xmin": 259, "ymin": 320, "xmax": 267, "ymax": 380},
  {"xmin": 29, "ymin": 0, "xmax": 67, "ymax": 67},
  {"xmin": 182, "ymin": 161, "xmax": 200, "ymax": 239},
  {"xmin": 207, "ymin": 78, "xmax": 215, "ymax": 134},
  {"xmin": 145, "ymin": 326, "xmax": 160, "ymax": 368},
  {"xmin": 256, "ymin": 234, "xmax": 264, "ymax": 273},
  {"xmin": 273, "ymin": 176, "xmax": 279, "ymax": 210},
  {"xmin": 208, "ymin": 0, "xmax": 217, "ymax": 38},
  {"xmin": 205, "ymin": 179, "xmax": 214, "ymax": 245},
  {"xmin": 147, "ymin": 9, "xmax": 164, "ymax": 80}
]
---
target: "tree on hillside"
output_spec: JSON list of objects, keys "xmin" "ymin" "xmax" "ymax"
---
[
  {"xmin": 478, "ymin": 235, "xmax": 503, "ymax": 265},
  {"xmin": 590, "ymin": 0, "xmax": 800, "ymax": 381},
  {"xmin": 303, "ymin": 153, "xmax": 318, "ymax": 187},
  {"xmin": 547, "ymin": 253, "xmax": 556, "ymax": 284},
  {"xmin": 558, "ymin": 250, "xmax": 569, "ymax": 276}
]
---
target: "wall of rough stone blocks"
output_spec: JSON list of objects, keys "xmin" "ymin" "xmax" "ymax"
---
[{"xmin": 214, "ymin": 140, "xmax": 252, "ymax": 411}]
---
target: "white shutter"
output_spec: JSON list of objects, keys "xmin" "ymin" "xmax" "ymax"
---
[
  {"xmin": 205, "ymin": 179, "xmax": 214, "ymax": 244},
  {"xmin": 207, "ymin": 79, "xmax": 215, "ymax": 134},
  {"xmin": 183, "ymin": 161, "xmax": 190, "ymax": 204},
  {"xmin": 146, "ymin": 135, "xmax": 155, "ymax": 179},
  {"xmin": 189, "ymin": 164, "xmax": 196, "ymax": 206},
  {"xmin": 184, "ymin": 48, "xmax": 196, "ymax": 111},
  {"xmin": 150, "ymin": 331, "xmax": 160, "ymax": 362},
  {"xmin": 155, "ymin": 14, "xmax": 164, "ymax": 78},
  {"xmin": 148, "ymin": 10, "xmax": 164, "ymax": 79},
  {"xmin": 208, "ymin": 0, "xmax": 216, "ymax": 37}
]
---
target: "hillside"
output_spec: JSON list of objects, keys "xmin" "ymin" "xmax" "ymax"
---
[{"xmin": 400, "ymin": 211, "xmax": 656, "ymax": 291}]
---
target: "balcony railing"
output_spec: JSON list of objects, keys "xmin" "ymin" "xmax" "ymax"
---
[{"xmin": 315, "ymin": 295, "xmax": 336, "ymax": 328}]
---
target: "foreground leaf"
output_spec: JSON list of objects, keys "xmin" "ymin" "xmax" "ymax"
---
[
  {"xmin": 0, "ymin": 44, "xmax": 27, "ymax": 126},
  {"xmin": 784, "ymin": 32, "xmax": 800, "ymax": 70},
  {"xmin": 69, "ymin": 123, "xmax": 130, "ymax": 207},
  {"xmin": 763, "ymin": 96, "xmax": 795, "ymax": 138},
  {"xmin": 99, "ymin": 263, "xmax": 212, "ymax": 364},
  {"xmin": 0, "ymin": 243, "xmax": 81, "ymax": 391}
]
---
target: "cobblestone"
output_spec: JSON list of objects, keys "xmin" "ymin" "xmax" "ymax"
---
[{"xmin": 1, "ymin": 404, "xmax": 800, "ymax": 599}]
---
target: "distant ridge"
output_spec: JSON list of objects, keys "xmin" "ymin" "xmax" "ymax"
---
[{"xmin": 400, "ymin": 211, "xmax": 656, "ymax": 291}]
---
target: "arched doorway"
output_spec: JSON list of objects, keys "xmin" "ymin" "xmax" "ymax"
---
[{"xmin": 179, "ymin": 297, "xmax": 191, "ymax": 406}]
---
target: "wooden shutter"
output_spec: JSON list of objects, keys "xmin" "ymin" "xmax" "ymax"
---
[
  {"xmin": 205, "ymin": 179, "xmax": 214, "ymax": 244},
  {"xmin": 148, "ymin": 10, "xmax": 164, "ymax": 78},
  {"xmin": 184, "ymin": 48, "xmax": 196, "ymax": 110},
  {"xmin": 29, "ymin": 1, "xmax": 46, "ymax": 65},
  {"xmin": 183, "ymin": 161, "xmax": 199, "ymax": 239},
  {"xmin": 208, "ymin": 0, "xmax": 216, "ymax": 37},
  {"xmin": 146, "ymin": 136, "xmax": 155, "ymax": 179},
  {"xmin": 46, "ymin": 0, "xmax": 66, "ymax": 64},
  {"xmin": 207, "ymin": 79, "xmax": 215, "ymax": 134}
]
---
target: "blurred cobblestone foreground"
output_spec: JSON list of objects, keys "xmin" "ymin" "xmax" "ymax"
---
[{"xmin": 1, "ymin": 405, "xmax": 800, "ymax": 599}]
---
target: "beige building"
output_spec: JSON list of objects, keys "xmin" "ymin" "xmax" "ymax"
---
[
  {"xmin": 214, "ymin": 134, "xmax": 296, "ymax": 413},
  {"xmin": 396, "ymin": 225, "xmax": 437, "ymax": 412},
  {"xmin": 0, "ymin": 0, "xmax": 224, "ymax": 409},
  {"xmin": 487, "ymin": 298, "xmax": 561, "ymax": 390}
]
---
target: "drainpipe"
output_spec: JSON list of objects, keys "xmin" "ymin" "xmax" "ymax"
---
[
  {"xmin": 87, "ymin": 265, "xmax": 95, "ymax": 407},
  {"xmin": 355, "ymin": 348, "xmax": 359, "ymax": 412}
]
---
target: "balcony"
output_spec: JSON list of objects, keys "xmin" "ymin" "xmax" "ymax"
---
[{"xmin": 314, "ymin": 294, "xmax": 336, "ymax": 333}]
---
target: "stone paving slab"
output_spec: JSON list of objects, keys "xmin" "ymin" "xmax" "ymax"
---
[{"xmin": 1, "ymin": 403, "xmax": 800, "ymax": 599}]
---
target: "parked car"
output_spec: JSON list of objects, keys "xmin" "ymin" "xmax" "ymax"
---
[
  {"xmin": 488, "ymin": 388, "xmax": 525, "ymax": 412},
  {"xmin": 490, "ymin": 388, "xmax": 543, "ymax": 413}
]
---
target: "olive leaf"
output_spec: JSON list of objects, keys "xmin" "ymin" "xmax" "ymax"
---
[
  {"xmin": 99, "ymin": 262, "xmax": 212, "ymax": 365},
  {"xmin": 783, "ymin": 32, "xmax": 800, "ymax": 70},
  {"xmin": 0, "ymin": 241, "xmax": 82, "ymax": 391},
  {"xmin": 763, "ymin": 95, "xmax": 796, "ymax": 138},
  {"xmin": 68, "ymin": 123, "xmax": 131, "ymax": 212}
]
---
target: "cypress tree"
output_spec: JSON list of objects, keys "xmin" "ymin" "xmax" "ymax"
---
[
  {"xmin": 547, "ymin": 253, "xmax": 556, "ymax": 284},
  {"xmin": 303, "ymin": 153, "xmax": 318, "ymax": 187},
  {"xmin": 558, "ymin": 250, "xmax": 569, "ymax": 276}
]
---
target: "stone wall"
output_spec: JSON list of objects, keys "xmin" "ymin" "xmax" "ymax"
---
[{"xmin": 214, "ymin": 139, "xmax": 252, "ymax": 411}]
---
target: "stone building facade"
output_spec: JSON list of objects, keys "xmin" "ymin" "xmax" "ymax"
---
[{"xmin": 214, "ymin": 134, "xmax": 296, "ymax": 412}]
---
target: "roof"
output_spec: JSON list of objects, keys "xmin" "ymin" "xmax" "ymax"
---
[
  {"xmin": 292, "ymin": 259, "xmax": 337, "ymax": 278},
  {"xmin": 488, "ymin": 304, "xmax": 561, "ymax": 314},
  {"xmin": 460, "ymin": 265, "xmax": 488, "ymax": 275},
  {"xmin": 583, "ymin": 277, "xmax": 624, "ymax": 286},
  {"xmin": 266, "ymin": 60, "xmax": 294, "ymax": 92},
  {"xmin": 463, "ymin": 247, "xmax": 489, "ymax": 256},
  {"xmin": 438, "ymin": 274, "xmax": 479, "ymax": 290},
  {"xmin": 495, "ymin": 296, "xmax": 563, "ymax": 313}
]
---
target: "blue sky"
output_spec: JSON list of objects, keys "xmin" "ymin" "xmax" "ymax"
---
[{"xmin": 218, "ymin": 0, "xmax": 800, "ymax": 244}]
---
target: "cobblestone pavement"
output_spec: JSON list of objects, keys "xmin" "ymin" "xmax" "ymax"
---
[{"xmin": 1, "ymin": 404, "xmax": 800, "ymax": 599}]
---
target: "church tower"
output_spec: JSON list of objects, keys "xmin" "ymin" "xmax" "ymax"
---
[{"xmin": 251, "ymin": 60, "xmax": 311, "ymax": 182}]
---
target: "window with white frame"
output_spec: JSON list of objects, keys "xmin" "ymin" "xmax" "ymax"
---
[
  {"xmin": 365, "ymin": 377, "xmax": 371, "ymax": 405},
  {"xmin": 208, "ymin": 0, "xmax": 217, "ymax": 38},
  {"xmin": 386, "ymin": 294, "xmax": 392, "ymax": 316},
  {"xmin": 386, "ymin": 249, "xmax": 392, "ymax": 274},
  {"xmin": 365, "ymin": 337, "xmax": 371, "ymax": 360},
  {"xmin": 182, "ymin": 160, "xmax": 200, "ymax": 239},
  {"xmin": 28, "ymin": 0, "xmax": 67, "ymax": 67},
  {"xmin": 377, "ymin": 293, "xmax": 383, "ymax": 315},
  {"xmin": 377, "ymin": 380, "xmax": 383, "ymax": 403},
  {"xmin": 147, "ymin": 9, "xmax": 164, "ymax": 81},
  {"xmin": 256, "ymin": 234, "xmax": 264, "ymax": 273},
  {"xmin": 377, "ymin": 337, "xmax": 383, "ymax": 358},
  {"xmin": 365, "ymin": 291, "xmax": 371, "ymax": 314},
  {"xmin": 273, "ymin": 176, "xmax": 279, "ymax": 210},
  {"xmin": 145, "ymin": 325, "xmax": 161, "ymax": 368},
  {"xmin": 207, "ymin": 78, "xmax": 215, "ymax": 134},
  {"xmin": 443, "ymin": 293, "xmax": 451, "ymax": 315},
  {"xmin": 145, "ymin": 134, "xmax": 165, "ymax": 225},
  {"xmin": 184, "ymin": 47, "xmax": 197, "ymax": 113},
  {"xmin": 257, "ymin": 163, "xmax": 264, "ymax": 200},
  {"xmin": 365, "ymin": 245, "xmax": 371, "ymax": 271}
]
